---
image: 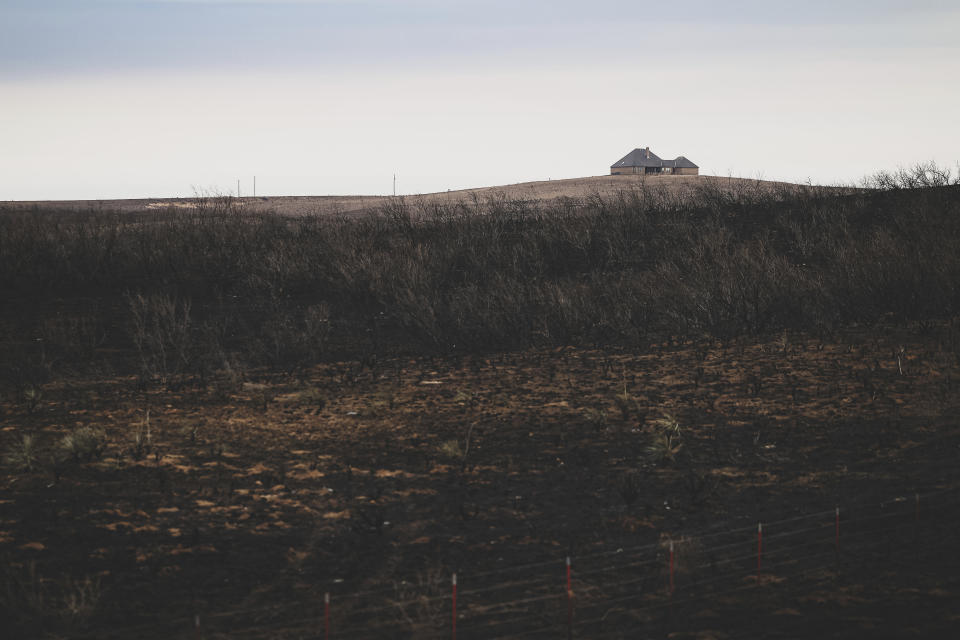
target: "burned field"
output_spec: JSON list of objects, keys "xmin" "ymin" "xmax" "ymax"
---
[{"xmin": 2, "ymin": 172, "xmax": 960, "ymax": 637}]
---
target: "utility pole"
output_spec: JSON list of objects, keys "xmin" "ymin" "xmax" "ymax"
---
[
  {"xmin": 253, "ymin": 176, "xmax": 256, "ymax": 198},
  {"xmin": 393, "ymin": 173, "xmax": 396, "ymax": 197},
  {"xmin": 237, "ymin": 179, "xmax": 241, "ymax": 198}
]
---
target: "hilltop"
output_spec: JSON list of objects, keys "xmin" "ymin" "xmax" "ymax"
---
[{"xmin": 3, "ymin": 174, "xmax": 821, "ymax": 216}]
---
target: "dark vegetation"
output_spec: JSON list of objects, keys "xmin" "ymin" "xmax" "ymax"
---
[
  {"xmin": 1, "ymin": 165, "xmax": 958, "ymax": 391},
  {"xmin": 2, "ymin": 165, "xmax": 960, "ymax": 638}
]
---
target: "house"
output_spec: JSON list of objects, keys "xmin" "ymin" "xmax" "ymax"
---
[{"xmin": 610, "ymin": 147, "xmax": 699, "ymax": 176}]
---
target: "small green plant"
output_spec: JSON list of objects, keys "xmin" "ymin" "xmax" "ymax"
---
[
  {"xmin": 438, "ymin": 439, "xmax": 464, "ymax": 459},
  {"xmin": 613, "ymin": 372, "xmax": 645, "ymax": 422},
  {"xmin": 58, "ymin": 427, "xmax": 106, "ymax": 463},
  {"xmin": 652, "ymin": 412, "xmax": 680, "ymax": 432},
  {"xmin": 453, "ymin": 388, "xmax": 479, "ymax": 413},
  {"xmin": 22, "ymin": 386, "xmax": 43, "ymax": 414},
  {"xmin": 437, "ymin": 423, "xmax": 476, "ymax": 472},
  {"xmin": 614, "ymin": 383, "xmax": 634, "ymax": 420},
  {"xmin": 646, "ymin": 412, "xmax": 682, "ymax": 463},
  {"xmin": 129, "ymin": 410, "xmax": 152, "ymax": 461},
  {"xmin": 3, "ymin": 434, "xmax": 38, "ymax": 472}
]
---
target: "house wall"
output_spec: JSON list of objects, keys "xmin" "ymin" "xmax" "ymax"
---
[{"xmin": 611, "ymin": 166, "xmax": 698, "ymax": 175}]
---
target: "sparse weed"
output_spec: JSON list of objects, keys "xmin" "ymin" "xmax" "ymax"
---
[
  {"xmin": 0, "ymin": 560, "xmax": 45, "ymax": 621},
  {"xmin": 646, "ymin": 433, "xmax": 683, "ymax": 464},
  {"xmin": 57, "ymin": 427, "xmax": 106, "ymax": 463},
  {"xmin": 61, "ymin": 575, "xmax": 102, "ymax": 623},
  {"xmin": 453, "ymin": 388, "xmax": 479, "ymax": 413},
  {"xmin": 438, "ymin": 439, "xmax": 464, "ymax": 460},
  {"xmin": 614, "ymin": 384, "xmax": 635, "ymax": 420},
  {"xmin": 22, "ymin": 385, "xmax": 42, "ymax": 413},
  {"xmin": 127, "ymin": 292, "xmax": 192, "ymax": 388},
  {"xmin": 390, "ymin": 565, "xmax": 449, "ymax": 634},
  {"xmin": 0, "ymin": 561, "xmax": 102, "ymax": 632},
  {"xmin": 3, "ymin": 434, "xmax": 38, "ymax": 472},
  {"xmin": 128, "ymin": 410, "xmax": 153, "ymax": 461},
  {"xmin": 646, "ymin": 412, "xmax": 682, "ymax": 463},
  {"xmin": 214, "ymin": 359, "xmax": 244, "ymax": 397},
  {"xmin": 651, "ymin": 412, "xmax": 680, "ymax": 433}
]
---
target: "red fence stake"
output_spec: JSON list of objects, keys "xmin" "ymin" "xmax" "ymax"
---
[
  {"xmin": 324, "ymin": 592, "xmax": 330, "ymax": 640},
  {"xmin": 668, "ymin": 542, "xmax": 675, "ymax": 595},
  {"xmin": 757, "ymin": 523, "xmax": 763, "ymax": 580},
  {"xmin": 566, "ymin": 556, "xmax": 573, "ymax": 638},
  {"xmin": 452, "ymin": 573, "xmax": 457, "ymax": 640}
]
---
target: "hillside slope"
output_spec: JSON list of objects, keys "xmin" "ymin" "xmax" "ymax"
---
[{"xmin": 4, "ymin": 174, "xmax": 818, "ymax": 216}]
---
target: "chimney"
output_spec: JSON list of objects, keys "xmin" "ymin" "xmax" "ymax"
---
[{"xmin": 645, "ymin": 147, "xmax": 651, "ymax": 159}]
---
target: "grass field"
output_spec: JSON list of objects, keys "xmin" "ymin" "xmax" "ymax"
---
[{"xmin": 2, "ymin": 174, "xmax": 813, "ymax": 217}]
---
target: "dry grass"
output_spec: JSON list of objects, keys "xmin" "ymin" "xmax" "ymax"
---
[{"xmin": 2, "ymin": 174, "xmax": 817, "ymax": 217}]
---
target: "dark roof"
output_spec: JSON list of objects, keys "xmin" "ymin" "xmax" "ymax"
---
[
  {"xmin": 611, "ymin": 148, "xmax": 698, "ymax": 169},
  {"xmin": 611, "ymin": 148, "xmax": 663, "ymax": 168}
]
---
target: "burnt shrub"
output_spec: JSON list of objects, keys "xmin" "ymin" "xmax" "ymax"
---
[{"xmin": 1, "ymin": 171, "xmax": 958, "ymax": 382}]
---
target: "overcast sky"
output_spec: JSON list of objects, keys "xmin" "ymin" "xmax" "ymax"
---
[{"xmin": 2, "ymin": 0, "xmax": 958, "ymax": 200}]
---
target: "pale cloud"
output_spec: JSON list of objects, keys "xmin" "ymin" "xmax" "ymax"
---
[{"xmin": 1, "ymin": 0, "xmax": 958, "ymax": 199}]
